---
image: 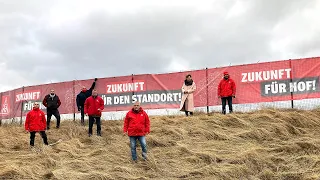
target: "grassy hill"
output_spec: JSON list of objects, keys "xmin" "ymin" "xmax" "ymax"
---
[{"xmin": 1, "ymin": 109, "xmax": 320, "ymax": 179}]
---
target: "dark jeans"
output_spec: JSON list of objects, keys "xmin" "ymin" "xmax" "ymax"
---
[
  {"xmin": 47, "ymin": 109, "xmax": 60, "ymax": 129},
  {"xmin": 30, "ymin": 131, "xmax": 48, "ymax": 146},
  {"xmin": 130, "ymin": 136, "xmax": 147, "ymax": 161},
  {"xmin": 79, "ymin": 106, "xmax": 85, "ymax": 125},
  {"xmin": 89, "ymin": 116, "xmax": 101, "ymax": 136},
  {"xmin": 221, "ymin": 96, "xmax": 233, "ymax": 114}
]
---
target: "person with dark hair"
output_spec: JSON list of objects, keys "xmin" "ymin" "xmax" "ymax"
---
[
  {"xmin": 123, "ymin": 101, "xmax": 150, "ymax": 162},
  {"xmin": 25, "ymin": 102, "xmax": 48, "ymax": 147},
  {"xmin": 84, "ymin": 89, "xmax": 104, "ymax": 137},
  {"xmin": 76, "ymin": 78, "xmax": 97, "ymax": 125},
  {"xmin": 179, "ymin": 74, "xmax": 196, "ymax": 116},
  {"xmin": 218, "ymin": 71, "xmax": 236, "ymax": 114},
  {"xmin": 42, "ymin": 89, "xmax": 61, "ymax": 129}
]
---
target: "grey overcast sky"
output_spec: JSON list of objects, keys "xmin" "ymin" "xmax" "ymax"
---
[{"xmin": 1, "ymin": 0, "xmax": 320, "ymax": 92}]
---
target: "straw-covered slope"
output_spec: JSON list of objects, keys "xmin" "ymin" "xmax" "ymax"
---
[{"xmin": 1, "ymin": 109, "xmax": 320, "ymax": 179}]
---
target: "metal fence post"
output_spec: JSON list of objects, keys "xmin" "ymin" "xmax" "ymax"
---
[
  {"xmin": 289, "ymin": 59, "xmax": 294, "ymax": 108},
  {"xmin": 206, "ymin": 68, "xmax": 209, "ymax": 114},
  {"xmin": 20, "ymin": 86, "xmax": 25, "ymax": 125}
]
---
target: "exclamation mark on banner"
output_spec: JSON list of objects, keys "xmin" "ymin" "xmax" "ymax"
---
[
  {"xmin": 313, "ymin": 80, "xmax": 316, "ymax": 91},
  {"xmin": 179, "ymin": 93, "xmax": 182, "ymax": 102}
]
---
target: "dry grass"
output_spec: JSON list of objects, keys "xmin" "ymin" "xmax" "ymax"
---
[{"xmin": 1, "ymin": 109, "xmax": 320, "ymax": 179}]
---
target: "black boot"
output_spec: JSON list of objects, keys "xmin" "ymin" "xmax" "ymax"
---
[
  {"xmin": 30, "ymin": 132, "xmax": 35, "ymax": 146},
  {"xmin": 40, "ymin": 131, "xmax": 49, "ymax": 145},
  {"xmin": 43, "ymin": 138, "xmax": 49, "ymax": 145},
  {"xmin": 30, "ymin": 138, "xmax": 35, "ymax": 146},
  {"xmin": 185, "ymin": 111, "xmax": 189, "ymax": 116}
]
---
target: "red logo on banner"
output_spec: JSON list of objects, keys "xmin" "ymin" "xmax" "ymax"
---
[{"xmin": 0, "ymin": 96, "xmax": 10, "ymax": 115}]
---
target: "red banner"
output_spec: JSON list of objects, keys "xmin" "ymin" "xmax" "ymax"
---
[
  {"xmin": 208, "ymin": 60, "xmax": 293, "ymax": 105},
  {"xmin": 0, "ymin": 57, "xmax": 319, "ymax": 120},
  {"xmin": 291, "ymin": 57, "xmax": 320, "ymax": 100}
]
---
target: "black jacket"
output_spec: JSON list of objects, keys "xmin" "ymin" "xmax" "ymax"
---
[
  {"xmin": 76, "ymin": 81, "xmax": 96, "ymax": 109},
  {"xmin": 43, "ymin": 94, "xmax": 61, "ymax": 110}
]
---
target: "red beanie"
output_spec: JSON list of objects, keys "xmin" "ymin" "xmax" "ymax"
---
[{"xmin": 223, "ymin": 71, "xmax": 229, "ymax": 75}]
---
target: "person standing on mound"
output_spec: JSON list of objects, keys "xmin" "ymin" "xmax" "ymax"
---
[
  {"xmin": 218, "ymin": 71, "xmax": 236, "ymax": 114},
  {"xmin": 84, "ymin": 89, "xmax": 104, "ymax": 137},
  {"xmin": 179, "ymin": 74, "xmax": 196, "ymax": 116},
  {"xmin": 76, "ymin": 78, "xmax": 98, "ymax": 125},
  {"xmin": 123, "ymin": 101, "xmax": 150, "ymax": 162},
  {"xmin": 42, "ymin": 89, "xmax": 61, "ymax": 129},
  {"xmin": 25, "ymin": 102, "xmax": 48, "ymax": 147}
]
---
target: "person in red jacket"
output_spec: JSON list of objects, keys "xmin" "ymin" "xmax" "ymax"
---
[
  {"xmin": 218, "ymin": 71, "xmax": 236, "ymax": 114},
  {"xmin": 123, "ymin": 101, "xmax": 150, "ymax": 162},
  {"xmin": 84, "ymin": 89, "xmax": 104, "ymax": 137},
  {"xmin": 25, "ymin": 102, "xmax": 48, "ymax": 147}
]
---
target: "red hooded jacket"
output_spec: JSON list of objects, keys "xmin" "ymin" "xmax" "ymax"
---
[
  {"xmin": 84, "ymin": 95, "xmax": 104, "ymax": 117},
  {"xmin": 25, "ymin": 107, "xmax": 46, "ymax": 132},
  {"xmin": 123, "ymin": 107, "xmax": 150, "ymax": 136},
  {"xmin": 218, "ymin": 76, "xmax": 236, "ymax": 97}
]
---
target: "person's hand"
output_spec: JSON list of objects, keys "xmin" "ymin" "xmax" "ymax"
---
[
  {"xmin": 218, "ymin": 96, "xmax": 221, "ymax": 98},
  {"xmin": 78, "ymin": 107, "xmax": 81, "ymax": 111},
  {"xmin": 25, "ymin": 130, "xmax": 29, "ymax": 134},
  {"xmin": 123, "ymin": 132, "xmax": 128, "ymax": 136},
  {"xmin": 85, "ymin": 113, "xmax": 88, "ymax": 116},
  {"xmin": 233, "ymin": 95, "xmax": 236, "ymax": 98},
  {"xmin": 97, "ymin": 108, "xmax": 101, "ymax": 112}
]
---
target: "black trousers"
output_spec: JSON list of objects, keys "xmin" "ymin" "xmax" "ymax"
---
[
  {"xmin": 80, "ymin": 106, "xmax": 85, "ymax": 124},
  {"xmin": 185, "ymin": 111, "xmax": 193, "ymax": 116},
  {"xmin": 89, "ymin": 116, "xmax": 101, "ymax": 135},
  {"xmin": 183, "ymin": 102, "xmax": 193, "ymax": 116},
  {"xmin": 221, "ymin": 96, "xmax": 233, "ymax": 114},
  {"xmin": 47, "ymin": 109, "xmax": 61, "ymax": 128},
  {"xmin": 30, "ymin": 131, "xmax": 48, "ymax": 146}
]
